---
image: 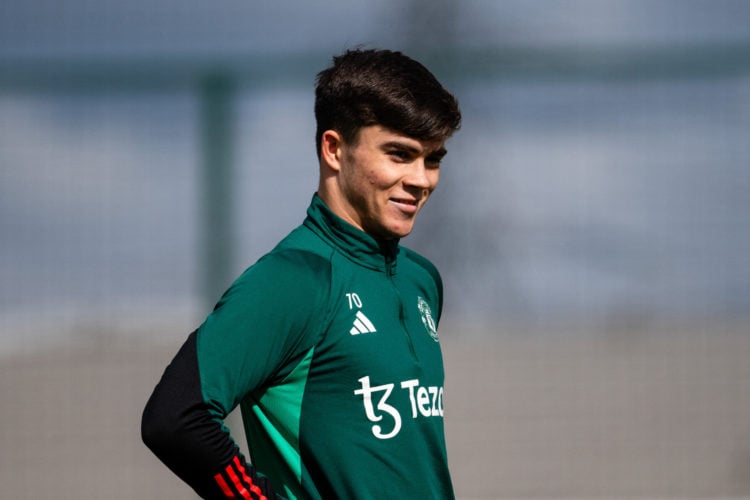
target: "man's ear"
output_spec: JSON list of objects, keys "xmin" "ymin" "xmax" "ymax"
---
[{"xmin": 320, "ymin": 130, "xmax": 343, "ymax": 172}]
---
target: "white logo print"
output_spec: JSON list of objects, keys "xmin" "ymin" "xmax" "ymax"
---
[
  {"xmin": 346, "ymin": 292, "xmax": 377, "ymax": 335},
  {"xmin": 417, "ymin": 296, "xmax": 439, "ymax": 342},
  {"xmin": 353, "ymin": 376, "xmax": 401, "ymax": 439},
  {"xmin": 350, "ymin": 310, "xmax": 377, "ymax": 335},
  {"xmin": 354, "ymin": 375, "xmax": 444, "ymax": 439}
]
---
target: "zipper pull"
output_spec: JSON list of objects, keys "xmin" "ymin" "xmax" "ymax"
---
[{"xmin": 386, "ymin": 260, "xmax": 396, "ymax": 277}]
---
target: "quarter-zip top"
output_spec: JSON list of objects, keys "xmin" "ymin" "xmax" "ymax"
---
[{"xmin": 193, "ymin": 193, "xmax": 454, "ymax": 499}]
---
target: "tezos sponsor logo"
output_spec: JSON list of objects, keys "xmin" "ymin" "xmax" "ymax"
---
[{"xmin": 354, "ymin": 375, "xmax": 444, "ymax": 439}]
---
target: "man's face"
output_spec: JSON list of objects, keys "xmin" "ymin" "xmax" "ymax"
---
[{"xmin": 333, "ymin": 125, "xmax": 447, "ymax": 240}]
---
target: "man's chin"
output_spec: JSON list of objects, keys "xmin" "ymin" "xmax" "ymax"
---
[
  {"xmin": 364, "ymin": 216, "xmax": 417, "ymax": 240},
  {"xmin": 385, "ymin": 223, "xmax": 416, "ymax": 240}
]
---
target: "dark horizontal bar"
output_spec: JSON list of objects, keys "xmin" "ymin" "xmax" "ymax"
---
[{"xmin": 1, "ymin": 42, "xmax": 749, "ymax": 93}]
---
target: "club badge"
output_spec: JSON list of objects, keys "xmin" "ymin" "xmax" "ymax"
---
[{"xmin": 417, "ymin": 296, "xmax": 439, "ymax": 342}]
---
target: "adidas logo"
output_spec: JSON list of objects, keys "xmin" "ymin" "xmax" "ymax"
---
[{"xmin": 350, "ymin": 310, "xmax": 377, "ymax": 335}]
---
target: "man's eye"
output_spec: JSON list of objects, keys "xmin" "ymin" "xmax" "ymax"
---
[{"xmin": 388, "ymin": 150, "xmax": 410, "ymax": 160}]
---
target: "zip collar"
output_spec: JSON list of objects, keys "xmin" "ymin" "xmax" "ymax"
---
[{"xmin": 303, "ymin": 194, "xmax": 399, "ymax": 273}]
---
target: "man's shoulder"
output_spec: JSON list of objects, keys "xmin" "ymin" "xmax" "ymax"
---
[
  {"xmin": 226, "ymin": 224, "xmax": 333, "ymax": 294},
  {"xmin": 400, "ymin": 246, "xmax": 442, "ymax": 284},
  {"xmin": 272, "ymin": 222, "xmax": 333, "ymax": 257},
  {"xmin": 256, "ymin": 234, "xmax": 333, "ymax": 280},
  {"xmin": 399, "ymin": 246, "xmax": 444, "ymax": 315}
]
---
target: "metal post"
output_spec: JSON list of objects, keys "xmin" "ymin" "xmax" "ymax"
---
[
  {"xmin": 198, "ymin": 73, "xmax": 236, "ymax": 308},
  {"xmin": 196, "ymin": 72, "xmax": 252, "ymax": 463}
]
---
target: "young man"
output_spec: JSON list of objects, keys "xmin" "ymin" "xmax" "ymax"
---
[{"xmin": 142, "ymin": 48, "xmax": 461, "ymax": 500}]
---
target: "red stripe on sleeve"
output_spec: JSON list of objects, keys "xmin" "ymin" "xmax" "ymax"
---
[
  {"xmin": 214, "ymin": 473, "xmax": 235, "ymax": 498},
  {"xmin": 233, "ymin": 456, "xmax": 268, "ymax": 500},
  {"xmin": 226, "ymin": 464, "xmax": 252, "ymax": 499}
]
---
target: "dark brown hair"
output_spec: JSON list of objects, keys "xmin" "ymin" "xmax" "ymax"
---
[{"xmin": 314, "ymin": 48, "xmax": 461, "ymax": 157}]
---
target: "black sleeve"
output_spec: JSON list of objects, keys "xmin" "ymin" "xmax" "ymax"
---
[{"xmin": 141, "ymin": 330, "xmax": 280, "ymax": 500}]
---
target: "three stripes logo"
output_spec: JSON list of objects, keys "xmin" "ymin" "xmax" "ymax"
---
[
  {"xmin": 213, "ymin": 455, "xmax": 269, "ymax": 500},
  {"xmin": 350, "ymin": 310, "xmax": 377, "ymax": 335},
  {"xmin": 346, "ymin": 292, "xmax": 377, "ymax": 335}
]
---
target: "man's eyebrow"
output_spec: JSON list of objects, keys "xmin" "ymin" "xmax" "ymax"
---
[
  {"xmin": 382, "ymin": 142, "xmax": 448, "ymax": 158},
  {"xmin": 382, "ymin": 141, "xmax": 420, "ymax": 154},
  {"xmin": 429, "ymin": 147, "xmax": 448, "ymax": 159}
]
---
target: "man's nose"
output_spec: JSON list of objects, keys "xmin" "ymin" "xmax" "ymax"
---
[{"xmin": 404, "ymin": 159, "xmax": 432, "ymax": 189}]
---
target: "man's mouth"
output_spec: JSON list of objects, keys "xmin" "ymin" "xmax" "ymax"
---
[{"xmin": 389, "ymin": 197, "xmax": 419, "ymax": 213}]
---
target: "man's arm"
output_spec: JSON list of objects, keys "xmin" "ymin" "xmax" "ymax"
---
[
  {"xmin": 141, "ymin": 330, "xmax": 278, "ymax": 500},
  {"xmin": 142, "ymin": 249, "xmax": 330, "ymax": 499}
]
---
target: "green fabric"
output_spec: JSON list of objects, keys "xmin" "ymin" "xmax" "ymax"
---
[
  {"xmin": 243, "ymin": 346, "xmax": 314, "ymax": 500},
  {"xmin": 196, "ymin": 194, "xmax": 454, "ymax": 499}
]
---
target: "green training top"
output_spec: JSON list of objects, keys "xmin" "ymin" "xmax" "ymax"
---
[{"xmin": 195, "ymin": 194, "xmax": 454, "ymax": 499}]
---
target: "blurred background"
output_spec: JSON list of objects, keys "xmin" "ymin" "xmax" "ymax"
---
[{"xmin": 1, "ymin": 1, "xmax": 749, "ymax": 498}]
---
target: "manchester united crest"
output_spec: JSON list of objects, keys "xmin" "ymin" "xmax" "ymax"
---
[{"xmin": 417, "ymin": 296, "xmax": 439, "ymax": 342}]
